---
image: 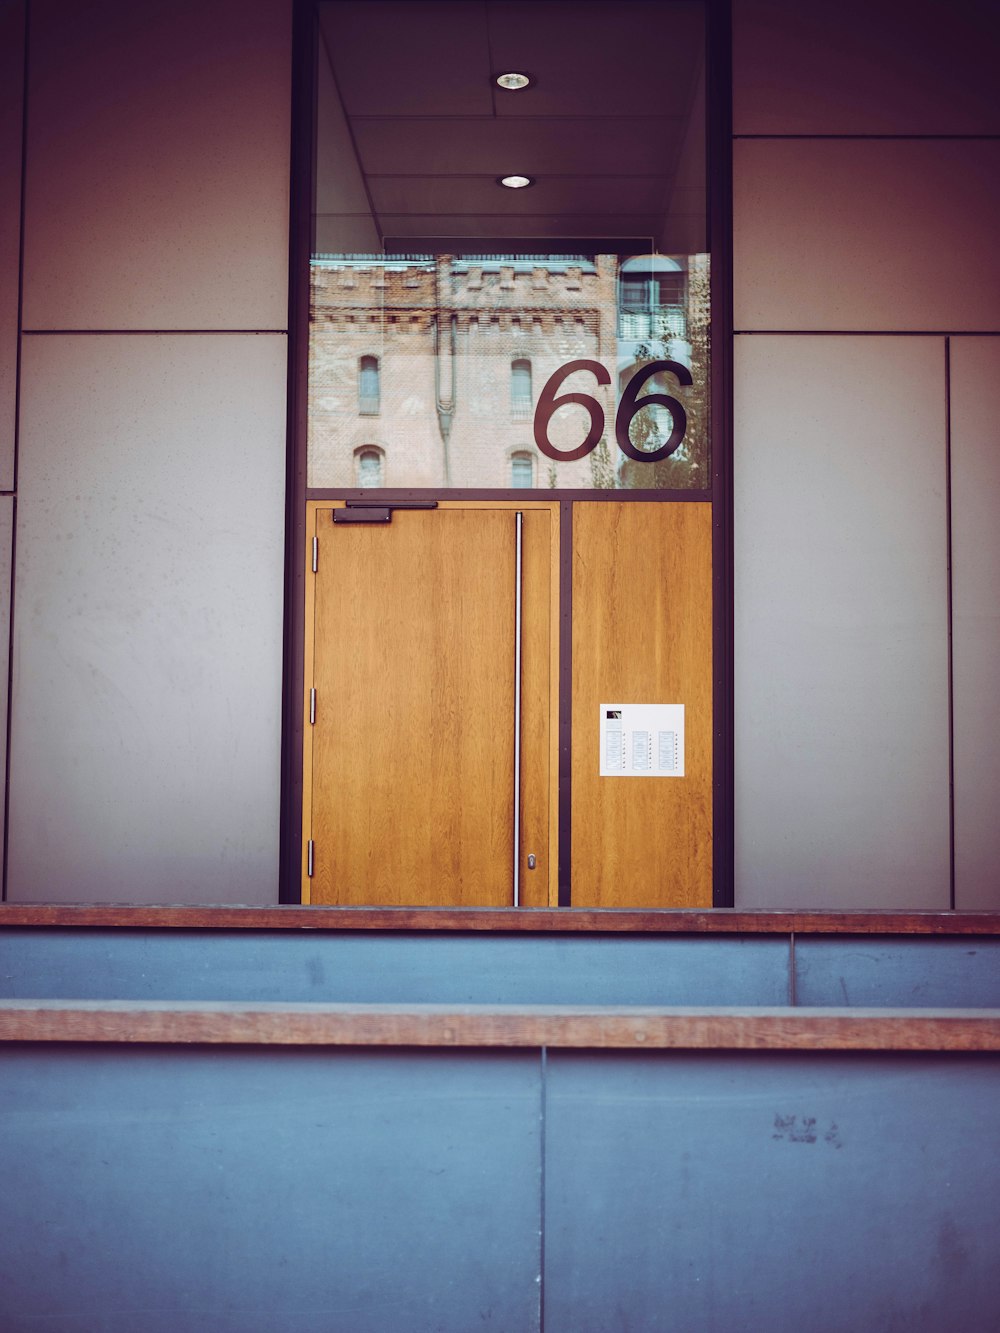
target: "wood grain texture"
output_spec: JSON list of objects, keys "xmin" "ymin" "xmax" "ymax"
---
[
  {"xmin": 4, "ymin": 906, "xmax": 1000, "ymax": 934},
  {"xmin": 2, "ymin": 1000, "xmax": 999, "ymax": 1050},
  {"xmin": 425, "ymin": 501, "xmax": 560, "ymax": 906},
  {"xmin": 311, "ymin": 507, "xmax": 515, "ymax": 905},
  {"xmin": 518, "ymin": 508, "xmax": 553, "ymax": 906},
  {"xmin": 572, "ymin": 503, "xmax": 714, "ymax": 907},
  {"xmin": 305, "ymin": 502, "xmax": 559, "ymax": 907}
]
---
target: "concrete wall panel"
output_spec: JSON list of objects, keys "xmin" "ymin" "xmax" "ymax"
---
[
  {"xmin": 0, "ymin": 931, "xmax": 790, "ymax": 1005},
  {"xmin": 734, "ymin": 0, "xmax": 1000, "ymax": 135},
  {"xmin": 951, "ymin": 337, "xmax": 1000, "ymax": 909},
  {"xmin": 794, "ymin": 936, "xmax": 1000, "ymax": 1008},
  {"xmin": 545, "ymin": 1051, "xmax": 1000, "ymax": 1331},
  {"xmin": 7, "ymin": 334, "xmax": 286, "ymax": 904},
  {"xmin": 734, "ymin": 140, "xmax": 1000, "ymax": 332},
  {"xmin": 0, "ymin": 1048, "xmax": 543, "ymax": 1332},
  {"xmin": 0, "ymin": 0, "xmax": 24, "ymax": 488},
  {"xmin": 734, "ymin": 335, "xmax": 950, "ymax": 908},
  {"xmin": 21, "ymin": 0, "xmax": 291, "ymax": 331}
]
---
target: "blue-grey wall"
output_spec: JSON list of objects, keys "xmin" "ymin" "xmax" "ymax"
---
[
  {"xmin": 2, "ymin": 1042, "xmax": 999, "ymax": 1331},
  {"xmin": 5, "ymin": 928, "xmax": 1000, "ymax": 1009}
]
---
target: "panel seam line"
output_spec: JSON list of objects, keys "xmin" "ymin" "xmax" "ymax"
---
[
  {"xmin": 945, "ymin": 337, "xmax": 956, "ymax": 911},
  {"xmin": 4, "ymin": 0, "xmax": 31, "ymax": 901}
]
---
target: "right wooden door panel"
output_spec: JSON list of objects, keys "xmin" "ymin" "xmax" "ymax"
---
[{"xmin": 570, "ymin": 502, "xmax": 714, "ymax": 907}]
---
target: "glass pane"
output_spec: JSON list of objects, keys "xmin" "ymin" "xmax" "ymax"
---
[
  {"xmin": 511, "ymin": 359, "xmax": 533, "ymax": 418},
  {"xmin": 309, "ymin": 0, "xmax": 709, "ymax": 491},
  {"xmin": 511, "ymin": 452, "xmax": 534, "ymax": 488},
  {"xmin": 358, "ymin": 356, "xmax": 380, "ymax": 415},
  {"xmin": 356, "ymin": 449, "xmax": 382, "ymax": 487}
]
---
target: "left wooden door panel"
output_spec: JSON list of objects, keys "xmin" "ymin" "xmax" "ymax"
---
[{"xmin": 303, "ymin": 505, "xmax": 550, "ymax": 906}]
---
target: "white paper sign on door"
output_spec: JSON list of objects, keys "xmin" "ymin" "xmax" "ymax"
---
[{"xmin": 600, "ymin": 704, "xmax": 685, "ymax": 777}]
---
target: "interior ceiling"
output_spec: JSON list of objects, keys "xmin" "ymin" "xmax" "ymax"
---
[{"xmin": 316, "ymin": 0, "xmax": 706, "ymax": 250}]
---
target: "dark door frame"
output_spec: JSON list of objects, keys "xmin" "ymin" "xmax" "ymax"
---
[{"xmin": 279, "ymin": 0, "xmax": 734, "ymax": 907}]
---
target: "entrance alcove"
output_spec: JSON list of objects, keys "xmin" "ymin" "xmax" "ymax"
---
[{"xmin": 301, "ymin": 0, "xmax": 720, "ymax": 908}]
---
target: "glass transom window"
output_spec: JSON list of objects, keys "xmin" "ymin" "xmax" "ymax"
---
[{"xmin": 308, "ymin": 0, "xmax": 709, "ymax": 492}]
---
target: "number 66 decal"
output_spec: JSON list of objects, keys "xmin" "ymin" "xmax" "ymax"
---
[{"xmin": 532, "ymin": 358, "xmax": 693, "ymax": 464}]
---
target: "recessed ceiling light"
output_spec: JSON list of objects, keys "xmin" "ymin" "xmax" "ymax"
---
[
  {"xmin": 498, "ymin": 174, "xmax": 534, "ymax": 189},
  {"xmin": 495, "ymin": 71, "xmax": 533, "ymax": 91}
]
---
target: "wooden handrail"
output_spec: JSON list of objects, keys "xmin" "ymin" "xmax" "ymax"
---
[
  {"xmin": 2, "ymin": 905, "xmax": 1000, "ymax": 934},
  {"xmin": 2, "ymin": 1000, "xmax": 999, "ymax": 1050}
]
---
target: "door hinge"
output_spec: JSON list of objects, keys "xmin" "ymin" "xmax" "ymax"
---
[
  {"xmin": 309, "ymin": 688, "xmax": 316, "ymax": 725},
  {"xmin": 312, "ymin": 536, "xmax": 318, "ymax": 572},
  {"xmin": 307, "ymin": 840, "xmax": 314, "ymax": 877}
]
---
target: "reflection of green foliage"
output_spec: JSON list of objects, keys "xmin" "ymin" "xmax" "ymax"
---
[
  {"xmin": 547, "ymin": 462, "xmax": 558, "ymax": 489},
  {"xmin": 625, "ymin": 345, "xmax": 707, "ymax": 489},
  {"xmin": 621, "ymin": 258, "xmax": 710, "ymax": 491},
  {"xmin": 588, "ymin": 435, "xmax": 617, "ymax": 489},
  {"xmin": 625, "ymin": 342, "xmax": 662, "ymax": 458}
]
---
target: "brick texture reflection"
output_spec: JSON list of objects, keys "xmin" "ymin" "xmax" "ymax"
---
[{"xmin": 308, "ymin": 252, "xmax": 710, "ymax": 490}]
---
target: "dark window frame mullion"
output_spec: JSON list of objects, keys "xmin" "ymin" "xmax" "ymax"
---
[
  {"xmin": 707, "ymin": 0, "xmax": 735, "ymax": 906},
  {"xmin": 279, "ymin": 0, "xmax": 318, "ymax": 902}
]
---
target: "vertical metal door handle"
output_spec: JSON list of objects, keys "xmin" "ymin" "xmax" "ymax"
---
[{"xmin": 513, "ymin": 511, "xmax": 523, "ymax": 907}]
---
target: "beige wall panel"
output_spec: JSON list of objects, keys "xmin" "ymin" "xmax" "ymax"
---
[
  {"xmin": 734, "ymin": 140, "xmax": 1000, "ymax": 332},
  {"xmin": 22, "ymin": 0, "xmax": 291, "ymax": 331},
  {"xmin": 734, "ymin": 336, "xmax": 950, "ymax": 908},
  {"xmin": 0, "ymin": 497, "xmax": 11, "ymax": 863},
  {"xmin": 8, "ymin": 335, "xmax": 286, "ymax": 904},
  {"xmin": 734, "ymin": 0, "xmax": 1000, "ymax": 135},
  {"xmin": 951, "ymin": 338, "xmax": 1000, "ymax": 909},
  {"xmin": 0, "ymin": 0, "xmax": 24, "ymax": 487}
]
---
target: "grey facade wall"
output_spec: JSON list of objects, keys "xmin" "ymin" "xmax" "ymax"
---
[
  {"xmin": 731, "ymin": 0, "xmax": 1000, "ymax": 908},
  {"xmin": 1, "ymin": 0, "xmax": 997, "ymax": 907},
  {"xmin": 2, "ymin": 0, "xmax": 292, "ymax": 903}
]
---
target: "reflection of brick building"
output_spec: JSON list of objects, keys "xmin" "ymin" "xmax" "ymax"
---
[{"xmin": 308, "ymin": 254, "xmax": 707, "ymax": 490}]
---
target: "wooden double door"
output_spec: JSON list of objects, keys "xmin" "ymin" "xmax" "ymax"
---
[{"xmin": 301, "ymin": 501, "xmax": 559, "ymax": 906}]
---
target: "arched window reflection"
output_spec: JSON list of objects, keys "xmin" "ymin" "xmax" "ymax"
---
[
  {"xmin": 618, "ymin": 255, "xmax": 686, "ymax": 340},
  {"xmin": 510, "ymin": 451, "xmax": 534, "ymax": 489},
  {"xmin": 356, "ymin": 447, "xmax": 384, "ymax": 488}
]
